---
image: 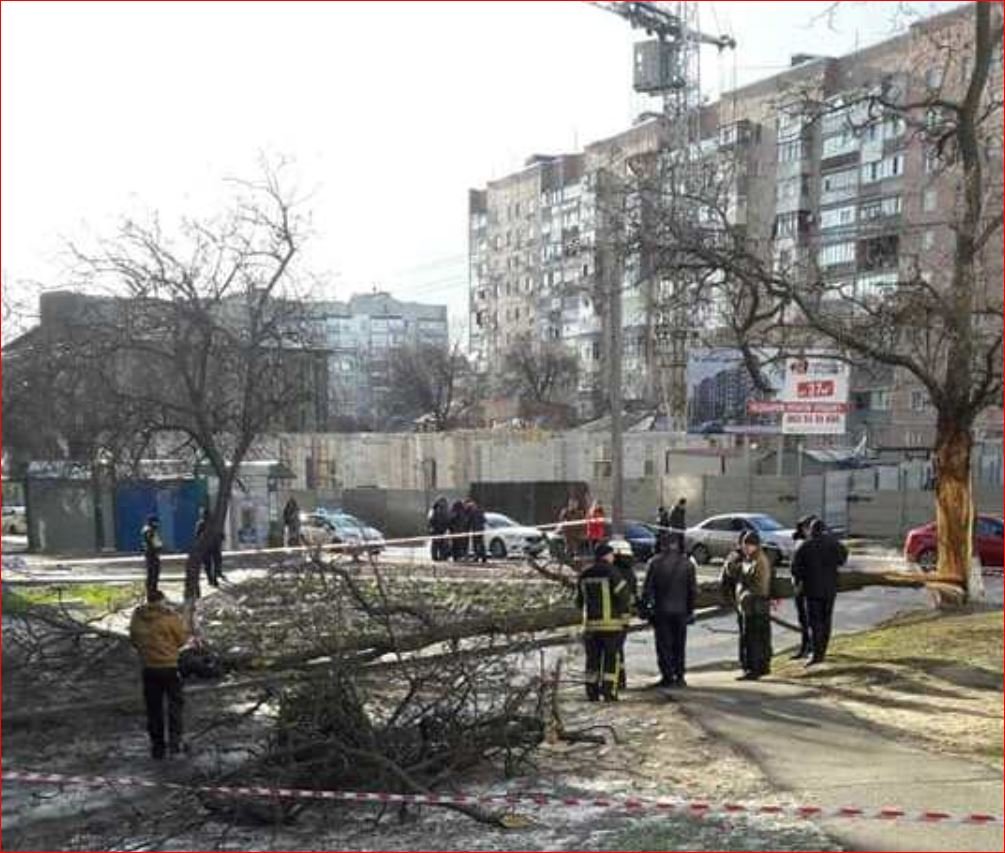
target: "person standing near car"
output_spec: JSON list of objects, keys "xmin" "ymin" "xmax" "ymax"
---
[
  {"xmin": 282, "ymin": 497, "xmax": 300, "ymax": 547},
  {"xmin": 449, "ymin": 499, "xmax": 469, "ymax": 561},
  {"xmin": 789, "ymin": 514, "xmax": 817, "ymax": 660},
  {"xmin": 642, "ymin": 532, "xmax": 697, "ymax": 687},
  {"xmin": 129, "ymin": 589, "xmax": 189, "ymax": 759},
  {"xmin": 141, "ymin": 514, "xmax": 163, "ymax": 596},
  {"xmin": 428, "ymin": 496, "xmax": 450, "ymax": 561},
  {"xmin": 576, "ymin": 543, "xmax": 632, "ymax": 702},
  {"xmin": 721, "ymin": 530, "xmax": 773, "ymax": 680},
  {"xmin": 790, "ymin": 518, "xmax": 847, "ymax": 666},
  {"xmin": 466, "ymin": 498, "xmax": 487, "ymax": 563},
  {"xmin": 586, "ymin": 501, "xmax": 606, "ymax": 553},
  {"xmin": 559, "ymin": 495, "xmax": 587, "ymax": 560},
  {"xmin": 668, "ymin": 497, "xmax": 687, "ymax": 552}
]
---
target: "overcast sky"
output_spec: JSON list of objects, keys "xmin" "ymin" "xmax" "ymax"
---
[{"xmin": 2, "ymin": 1, "xmax": 962, "ymax": 330}]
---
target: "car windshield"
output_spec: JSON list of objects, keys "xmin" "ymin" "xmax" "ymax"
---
[
  {"xmin": 748, "ymin": 515, "xmax": 784, "ymax": 532},
  {"xmin": 485, "ymin": 513, "xmax": 517, "ymax": 528}
]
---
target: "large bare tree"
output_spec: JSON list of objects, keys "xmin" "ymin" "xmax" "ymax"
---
[
  {"xmin": 638, "ymin": 4, "xmax": 1002, "ymax": 596},
  {"xmin": 43, "ymin": 164, "xmax": 318, "ymax": 613}
]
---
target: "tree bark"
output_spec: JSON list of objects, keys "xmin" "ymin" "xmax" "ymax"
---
[{"xmin": 933, "ymin": 413, "xmax": 974, "ymax": 591}]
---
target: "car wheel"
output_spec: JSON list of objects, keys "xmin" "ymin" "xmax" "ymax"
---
[
  {"xmin": 691, "ymin": 544, "xmax": 710, "ymax": 565},
  {"xmin": 489, "ymin": 538, "xmax": 507, "ymax": 559},
  {"xmin": 917, "ymin": 548, "xmax": 937, "ymax": 572}
]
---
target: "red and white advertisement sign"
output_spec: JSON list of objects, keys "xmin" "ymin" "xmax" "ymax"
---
[{"xmin": 779, "ymin": 356, "xmax": 850, "ymax": 435}]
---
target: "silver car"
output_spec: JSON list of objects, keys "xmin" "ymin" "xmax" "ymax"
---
[{"xmin": 685, "ymin": 513, "xmax": 796, "ymax": 567}]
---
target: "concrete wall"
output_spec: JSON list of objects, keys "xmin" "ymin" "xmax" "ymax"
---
[
  {"xmin": 26, "ymin": 479, "xmax": 114, "ymax": 554},
  {"xmin": 848, "ymin": 486, "xmax": 1005, "ymax": 540}
]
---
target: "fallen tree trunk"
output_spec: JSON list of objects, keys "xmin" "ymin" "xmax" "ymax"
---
[{"xmin": 223, "ymin": 570, "xmax": 926, "ymax": 673}]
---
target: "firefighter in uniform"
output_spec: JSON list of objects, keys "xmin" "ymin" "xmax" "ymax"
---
[
  {"xmin": 576, "ymin": 543, "xmax": 632, "ymax": 702},
  {"xmin": 613, "ymin": 545, "xmax": 638, "ymax": 691}
]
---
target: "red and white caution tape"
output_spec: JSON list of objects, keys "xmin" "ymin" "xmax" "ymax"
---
[{"xmin": 4, "ymin": 769, "xmax": 1002, "ymax": 827}]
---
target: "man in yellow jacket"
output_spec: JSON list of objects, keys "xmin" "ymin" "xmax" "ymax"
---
[{"xmin": 129, "ymin": 590, "xmax": 189, "ymax": 759}]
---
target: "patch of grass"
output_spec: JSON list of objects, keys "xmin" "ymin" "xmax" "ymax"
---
[
  {"xmin": 802, "ymin": 610, "xmax": 1002, "ymax": 676},
  {"xmin": 3, "ymin": 583, "xmax": 143, "ymax": 614},
  {"xmin": 774, "ymin": 610, "xmax": 1004, "ymax": 769}
]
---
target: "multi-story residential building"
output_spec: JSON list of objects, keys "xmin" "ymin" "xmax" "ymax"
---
[
  {"xmin": 468, "ymin": 4, "xmax": 1003, "ymax": 448},
  {"xmin": 316, "ymin": 291, "xmax": 449, "ymax": 428}
]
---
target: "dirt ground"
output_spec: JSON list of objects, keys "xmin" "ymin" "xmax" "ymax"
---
[{"xmin": 2, "ymin": 613, "xmax": 839, "ymax": 851}]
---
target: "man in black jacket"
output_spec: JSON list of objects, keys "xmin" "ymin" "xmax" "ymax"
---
[
  {"xmin": 667, "ymin": 498, "xmax": 687, "ymax": 551},
  {"xmin": 642, "ymin": 533, "xmax": 697, "ymax": 687},
  {"xmin": 790, "ymin": 518, "xmax": 847, "ymax": 665},
  {"xmin": 789, "ymin": 514, "xmax": 817, "ymax": 659}
]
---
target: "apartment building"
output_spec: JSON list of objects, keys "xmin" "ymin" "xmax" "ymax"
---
[
  {"xmin": 317, "ymin": 291, "xmax": 449, "ymax": 428},
  {"xmin": 468, "ymin": 4, "xmax": 1003, "ymax": 447}
]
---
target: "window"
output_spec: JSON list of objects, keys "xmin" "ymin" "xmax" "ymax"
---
[
  {"xmin": 822, "ymin": 129, "xmax": 858, "ymax": 158},
  {"xmin": 923, "ymin": 188, "xmax": 937, "ymax": 212},
  {"xmin": 821, "ymin": 167, "xmax": 858, "ymax": 203},
  {"xmin": 778, "ymin": 140, "xmax": 803, "ymax": 162},
  {"xmin": 703, "ymin": 517, "xmax": 734, "ymax": 531},
  {"xmin": 818, "ymin": 241, "xmax": 856, "ymax": 267},
  {"xmin": 911, "ymin": 390, "xmax": 929, "ymax": 411},
  {"xmin": 923, "ymin": 230, "xmax": 935, "ymax": 250},
  {"xmin": 775, "ymin": 212, "xmax": 799, "ymax": 238},
  {"xmin": 859, "ymin": 196, "xmax": 902, "ymax": 220},
  {"xmin": 820, "ymin": 205, "xmax": 856, "ymax": 230},
  {"xmin": 775, "ymin": 176, "xmax": 801, "ymax": 203},
  {"xmin": 976, "ymin": 517, "xmax": 1004, "ymax": 539},
  {"xmin": 858, "ymin": 272, "xmax": 897, "ymax": 299},
  {"xmin": 924, "ymin": 67, "xmax": 943, "ymax": 90},
  {"xmin": 862, "ymin": 154, "xmax": 903, "ymax": 183},
  {"xmin": 870, "ymin": 390, "xmax": 891, "ymax": 410}
]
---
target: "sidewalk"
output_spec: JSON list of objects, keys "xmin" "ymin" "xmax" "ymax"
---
[{"xmin": 674, "ymin": 671, "xmax": 1004, "ymax": 852}]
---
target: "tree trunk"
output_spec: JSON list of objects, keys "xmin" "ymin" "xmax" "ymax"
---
[{"xmin": 933, "ymin": 411, "xmax": 974, "ymax": 594}]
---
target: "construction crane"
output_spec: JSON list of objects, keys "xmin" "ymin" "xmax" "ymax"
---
[
  {"xmin": 590, "ymin": 2, "xmax": 735, "ymax": 51},
  {"xmin": 591, "ymin": 1, "xmax": 736, "ymax": 432}
]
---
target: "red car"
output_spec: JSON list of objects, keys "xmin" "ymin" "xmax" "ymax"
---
[{"xmin": 904, "ymin": 515, "xmax": 1004, "ymax": 571}]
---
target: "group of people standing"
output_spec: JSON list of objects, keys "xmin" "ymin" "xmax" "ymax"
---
[
  {"xmin": 576, "ymin": 506, "xmax": 848, "ymax": 700},
  {"xmin": 575, "ymin": 531, "xmax": 697, "ymax": 701},
  {"xmin": 141, "ymin": 509, "xmax": 226, "ymax": 599},
  {"xmin": 719, "ymin": 514, "xmax": 848, "ymax": 681},
  {"xmin": 427, "ymin": 496, "xmax": 487, "ymax": 563}
]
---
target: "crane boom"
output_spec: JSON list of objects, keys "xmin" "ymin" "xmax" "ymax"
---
[{"xmin": 589, "ymin": 1, "xmax": 735, "ymax": 50}]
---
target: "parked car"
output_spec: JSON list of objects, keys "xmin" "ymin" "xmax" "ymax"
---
[
  {"xmin": 314, "ymin": 508, "xmax": 386, "ymax": 554},
  {"xmin": 2, "ymin": 505, "xmax": 27, "ymax": 535},
  {"xmin": 685, "ymin": 513, "xmax": 796, "ymax": 567},
  {"xmin": 904, "ymin": 515, "xmax": 1004, "ymax": 571},
  {"xmin": 483, "ymin": 512, "xmax": 545, "ymax": 559},
  {"xmin": 623, "ymin": 521, "xmax": 657, "ymax": 561}
]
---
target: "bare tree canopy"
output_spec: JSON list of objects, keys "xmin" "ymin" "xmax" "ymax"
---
[
  {"xmin": 500, "ymin": 333, "xmax": 579, "ymax": 407},
  {"xmin": 387, "ymin": 342, "xmax": 474, "ymax": 431},
  {"xmin": 627, "ymin": 3, "xmax": 1003, "ymax": 596},
  {"xmin": 8, "ymin": 163, "xmax": 320, "ymax": 611}
]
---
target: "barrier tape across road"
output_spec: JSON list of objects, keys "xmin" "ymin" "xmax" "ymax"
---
[{"xmin": 3, "ymin": 770, "xmax": 1002, "ymax": 828}]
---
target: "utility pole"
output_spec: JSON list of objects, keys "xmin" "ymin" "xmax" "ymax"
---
[{"xmin": 597, "ymin": 167, "xmax": 625, "ymax": 534}]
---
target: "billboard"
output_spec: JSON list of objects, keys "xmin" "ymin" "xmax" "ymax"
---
[
  {"xmin": 779, "ymin": 355, "xmax": 850, "ymax": 435},
  {"xmin": 687, "ymin": 348, "xmax": 849, "ymax": 436},
  {"xmin": 686, "ymin": 347, "xmax": 784, "ymax": 431}
]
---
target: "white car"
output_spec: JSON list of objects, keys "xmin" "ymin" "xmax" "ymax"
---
[
  {"xmin": 685, "ymin": 513, "xmax": 796, "ymax": 567},
  {"xmin": 483, "ymin": 512, "xmax": 546, "ymax": 559}
]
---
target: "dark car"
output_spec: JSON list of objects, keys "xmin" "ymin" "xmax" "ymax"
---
[
  {"xmin": 904, "ymin": 515, "xmax": 1003, "ymax": 571},
  {"xmin": 602, "ymin": 520, "xmax": 657, "ymax": 562}
]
